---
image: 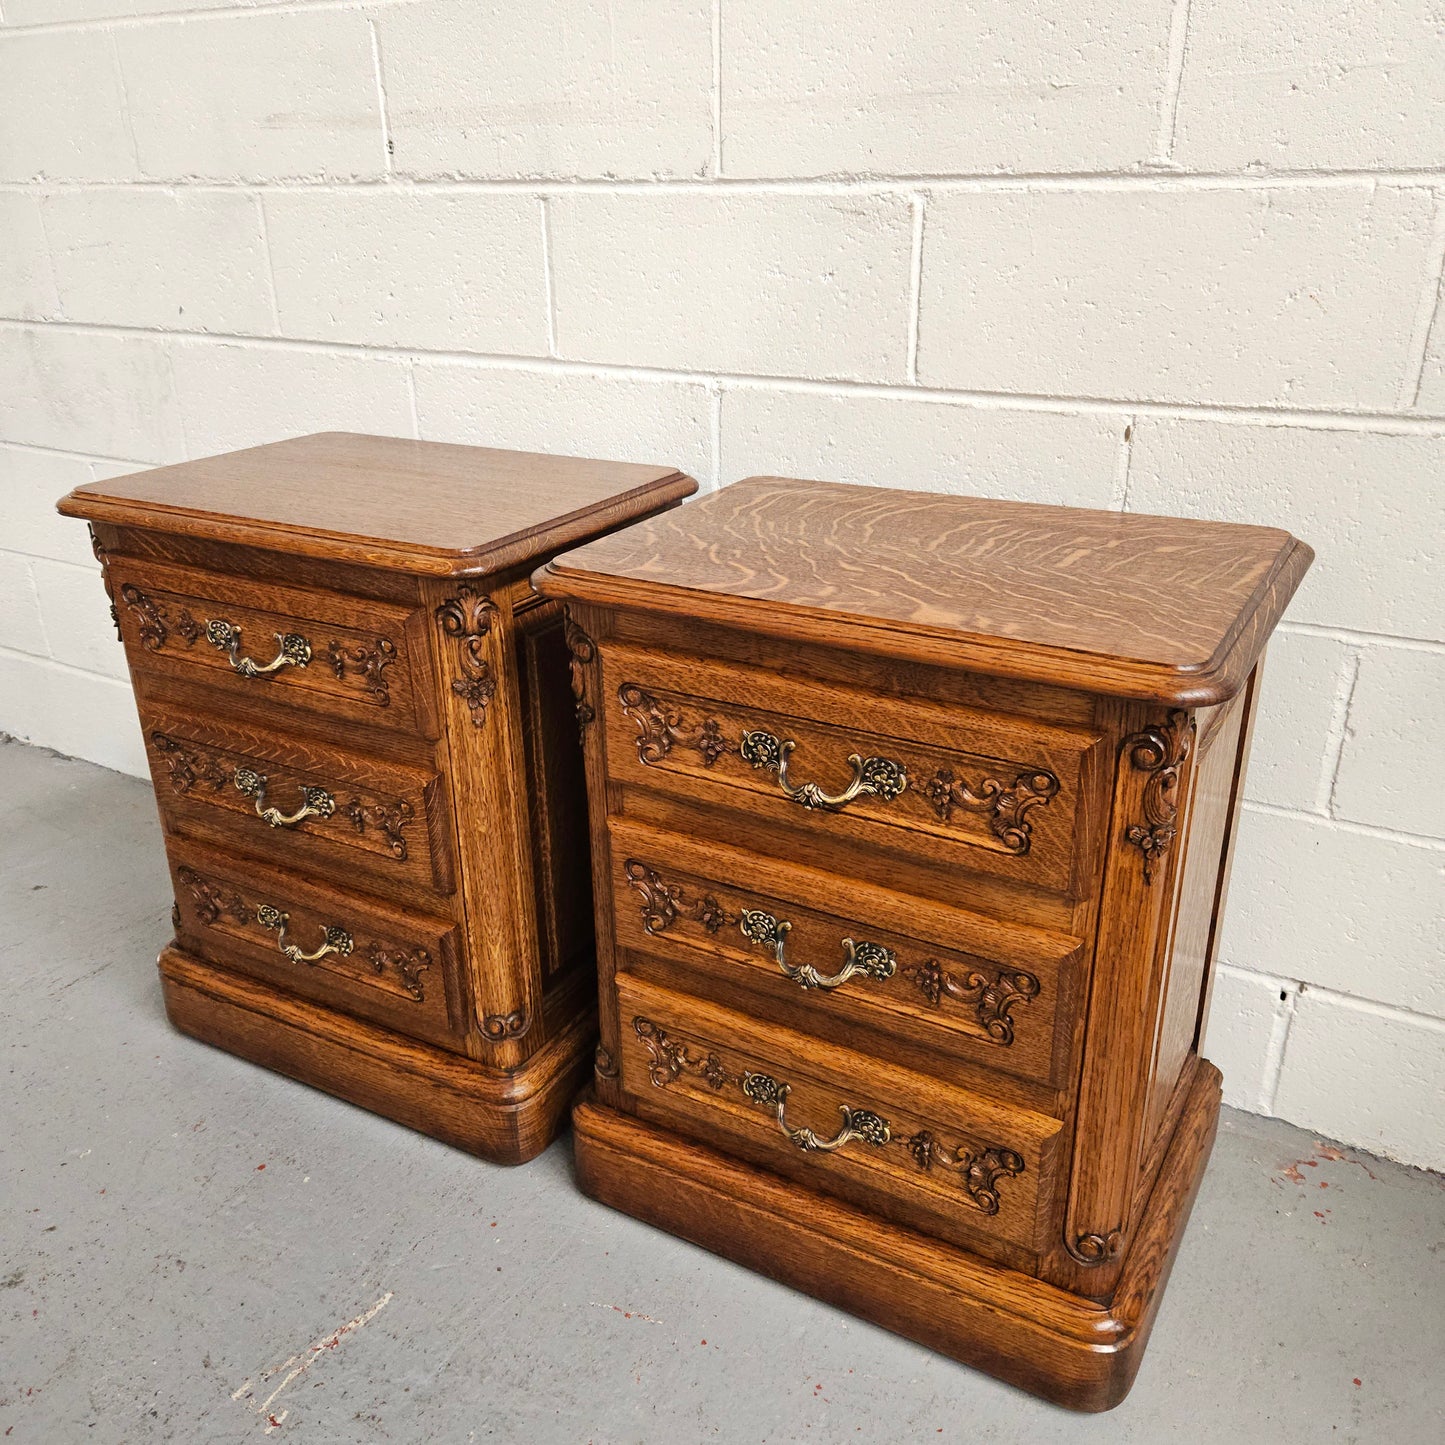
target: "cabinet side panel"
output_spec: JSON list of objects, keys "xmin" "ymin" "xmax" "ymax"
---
[
  {"xmin": 1140, "ymin": 683, "xmax": 1250, "ymax": 1158},
  {"xmin": 568, "ymin": 601, "xmax": 626, "ymax": 1105},
  {"xmin": 422, "ymin": 575, "xmax": 541, "ymax": 1068},
  {"xmin": 1051, "ymin": 702, "xmax": 1198, "ymax": 1299},
  {"xmin": 516, "ymin": 601, "xmax": 595, "ymax": 988}
]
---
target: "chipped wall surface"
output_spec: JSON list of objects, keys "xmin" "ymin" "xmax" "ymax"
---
[{"xmin": 0, "ymin": 1, "xmax": 1440, "ymax": 1169}]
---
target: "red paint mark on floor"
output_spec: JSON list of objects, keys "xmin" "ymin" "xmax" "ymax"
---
[{"xmin": 1276, "ymin": 1141, "xmax": 1383, "ymax": 1188}]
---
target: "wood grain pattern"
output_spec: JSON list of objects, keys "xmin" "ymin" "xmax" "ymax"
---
[
  {"xmin": 143, "ymin": 702, "xmax": 455, "ymax": 901},
  {"xmin": 1142, "ymin": 686, "xmax": 1251, "ymax": 1160},
  {"xmin": 616, "ymin": 975, "xmax": 1060, "ymax": 1263},
  {"xmin": 608, "ymin": 817, "xmax": 1080, "ymax": 1093},
  {"xmin": 162, "ymin": 945, "xmax": 593, "ymax": 1165},
  {"xmin": 59, "ymin": 431, "xmax": 697, "ymax": 578},
  {"xmin": 598, "ymin": 641, "xmax": 1102, "ymax": 898},
  {"xmin": 109, "ymin": 555, "xmax": 435, "ymax": 737},
  {"xmin": 515, "ymin": 605, "xmax": 595, "ymax": 988},
  {"xmin": 547, "ymin": 475, "xmax": 1307, "ymax": 1407},
  {"xmin": 537, "ymin": 475, "xmax": 1312, "ymax": 706},
  {"xmin": 169, "ymin": 836, "xmax": 463, "ymax": 1051},
  {"xmin": 59, "ymin": 434, "xmax": 693, "ymax": 1159},
  {"xmin": 574, "ymin": 1055, "xmax": 1221, "ymax": 1413}
]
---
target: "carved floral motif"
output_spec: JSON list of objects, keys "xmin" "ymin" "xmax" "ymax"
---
[
  {"xmin": 617, "ymin": 684, "xmax": 729, "ymax": 766},
  {"xmin": 151, "ymin": 732, "xmax": 230, "ymax": 795},
  {"xmin": 342, "ymin": 797, "xmax": 414, "ymax": 860},
  {"xmin": 175, "ymin": 865, "xmax": 251, "ymax": 927},
  {"xmin": 366, "ymin": 942, "xmax": 430, "ymax": 1001},
  {"xmin": 1123, "ymin": 710, "xmax": 1195, "ymax": 884},
  {"xmin": 899, "ymin": 959, "xmax": 1041, "ymax": 1046},
  {"xmin": 120, "ymin": 584, "xmax": 169, "ymax": 651},
  {"xmin": 923, "ymin": 766, "xmax": 1060, "ymax": 855},
  {"xmin": 327, "ymin": 638, "xmax": 397, "ymax": 707},
  {"xmin": 435, "ymin": 587, "xmax": 499, "ymax": 727},
  {"xmin": 624, "ymin": 861, "xmax": 735, "ymax": 936}
]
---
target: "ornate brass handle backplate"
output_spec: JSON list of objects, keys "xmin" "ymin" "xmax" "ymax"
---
[
  {"xmin": 738, "ymin": 908, "xmax": 896, "ymax": 992},
  {"xmin": 205, "ymin": 618, "xmax": 312, "ymax": 678},
  {"xmin": 233, "ymin": 767, "xmax": 335, "ymax": 829},
  {"xmin": 741, "ymin": 1071, "xmax": 891, "ymax": 1153},
  {"xmin": 256, "ymin": 904, "xmax": 353, "ymax": 965},
  {"xmin": 740, "ymin": 729, "xmax": 907, "ymax": 812}
]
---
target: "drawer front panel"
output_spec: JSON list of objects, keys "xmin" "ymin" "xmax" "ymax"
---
[
  {"xmin": 169, "ymin": 842, "xmax": 463, "ymax": 1050},
  {"xmin": 600, "ymin": 645, "xmax": 1100, "ymax": 895},
  {"xmin": 609, "ymin": 821, "xmax": 1080, "ymax": 1091},
  {"xmin": 615, "ymin": 976, "xmax": 1060, "ymax": 1257},
  {"xmin": 144, "ymin": 705, "xmax": 454, "ymax": 900},
  {"xmin": 113, "ymin": 559, "xmax": 433, "ymax": 736}
]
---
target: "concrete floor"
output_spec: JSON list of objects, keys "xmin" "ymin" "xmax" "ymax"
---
[{"xmin": 1, "ymin": 738, "xmax": 1442, "ymax": 1445}]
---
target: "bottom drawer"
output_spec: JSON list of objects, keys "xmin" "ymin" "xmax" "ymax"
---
[
  {"xmin": 168, "ymin": 840, "xmax": 465, "ymax": 1051},
  {"xmin": 614, "ymin": 975, "xmax": 1061, "ymax": 1264}
]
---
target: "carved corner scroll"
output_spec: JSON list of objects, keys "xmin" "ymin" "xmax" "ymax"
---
[
  {"xmin": 342, "ymin": 797, "xmax": 414, "ymax": 859},
  {"xmin": 175, "ymin": 865, "xmax": 250, "ymax": 927},
  {"xmin": 435, "ymin": 586, "xmax": 499, "ymax": 727},
  {"xmin": 634, "ymin": 1016, "xmax": 734, "ymax": 1091},
  {"xmin": 1065, "ymin": 1228, "xmax": 1126, "ymax": 1267},
  {"xmin": 88, "ymin": 526, "xmax": 121, "ymax": 641},
  {"xmin": 1122, "ymin": 709, "xmax": 1195, "ymax": 884},
  {"xmin": 564, "ymin": 613, "xmax": 596, "ymax": 728},
  {"xmin": 480, "ymin": 1010, "xmax": 529, "ymax": 1042},
  {"xmin": 903, "ymin": 1134, "xmax": 1026, "ymax": 1216}
]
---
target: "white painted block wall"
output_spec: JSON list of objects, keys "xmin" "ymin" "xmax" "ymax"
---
[{"xmin": 0, "ymin": 1, "xmax": 1440, "ymax": 1170}]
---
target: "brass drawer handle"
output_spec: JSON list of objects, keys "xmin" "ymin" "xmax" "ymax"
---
[
  {"xmin": 256, "ymin": 904, "xmax": 353, "ymax": 964},
  {"xmin": 234, "ymin": 767, "xmax": 336, "ymax": 829},
  {"xmin": 738, "ymin": 908, "xmax": 897, "ymax": 992},
  {"xmin": 742, "ymin": 1071, "xmax": 891, "ymax": 1153},
  {"xmin": 740, "ymin": 729, "xmax": 907, "ymax": 811},
  {"xmin": 205, "ymin": 618, "xmax": 312, "ymax": 677}
]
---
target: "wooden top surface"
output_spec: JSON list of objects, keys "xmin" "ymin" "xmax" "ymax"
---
[
  {"xmin": 58, "ymin": 432, "xmax": 697, "ymax": 577},
  {"xmin": 537, "ymin": 476, "xmax": 1313, "ymax": 706}
]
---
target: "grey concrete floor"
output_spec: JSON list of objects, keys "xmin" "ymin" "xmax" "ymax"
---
[{"xmin": 1, "ymin": 738, "xmax": 1442, "ymax": 1445}]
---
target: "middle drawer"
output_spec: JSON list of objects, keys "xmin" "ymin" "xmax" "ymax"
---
[
  {"xmin": 143, "ymin": 703, "xmax": 454, "ymax": 903},
  {"xmin": 608, "ymin": 820, "xmax": 1082, "ymax": 1094}
]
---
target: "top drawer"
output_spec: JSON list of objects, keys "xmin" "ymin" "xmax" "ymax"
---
[
  {"xmin": 599, "ymin": 644, "xmax": 1103, "ymax": 896},
  {"xmin": 111, "ymin": 558, "xmax": 436, "ymax": 738}
]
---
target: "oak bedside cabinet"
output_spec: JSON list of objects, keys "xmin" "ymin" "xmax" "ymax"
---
[
  {"xmin": 58, "ymin": 433, "xmax": 695, "ymax": 1164},
  {"xmin": 535, "ymin": 476, "xmax": 1312, "ymax": 1409}
]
